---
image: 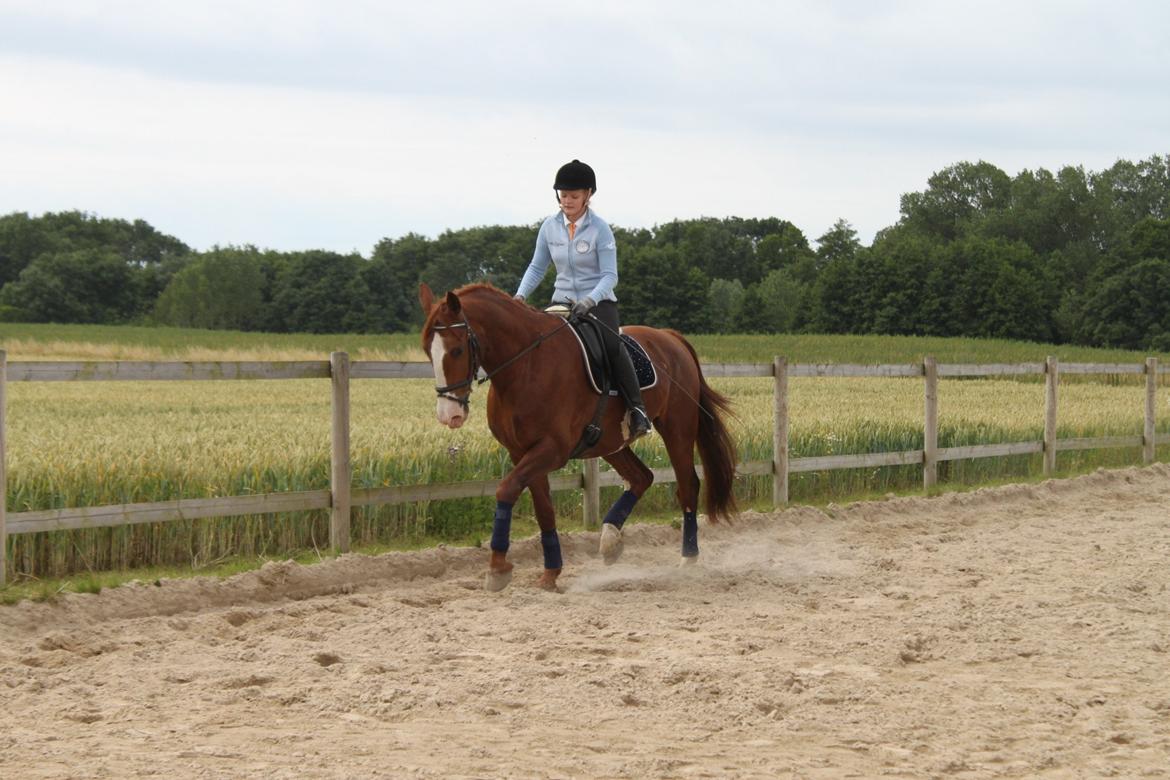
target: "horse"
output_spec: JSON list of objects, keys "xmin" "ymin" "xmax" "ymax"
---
[{"xmin": 419, "ymin": 282, "xmax": 738, "ymax": 591}]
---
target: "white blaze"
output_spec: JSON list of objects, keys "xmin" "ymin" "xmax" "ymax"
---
[{"xmin": 430, "ymin": 337, "xmax": 467, "ymax": 428}]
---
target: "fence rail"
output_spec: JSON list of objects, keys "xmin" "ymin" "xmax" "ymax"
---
[{"xmin": 1, "ymin": 351, "xmax": 1165, "ymax": 585}]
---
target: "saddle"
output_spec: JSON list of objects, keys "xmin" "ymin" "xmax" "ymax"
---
[
  {"xmin": 549, "ymin": 307, "xmax": 657, "ymax": 395},
  {"xmin": 546, "ymin": 305, "xmax": 657, "ymax": 458}
]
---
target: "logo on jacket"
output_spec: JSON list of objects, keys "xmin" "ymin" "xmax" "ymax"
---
[{"xmin": 575, "ymin": 240, "xmax": 590, "ymax": 254}]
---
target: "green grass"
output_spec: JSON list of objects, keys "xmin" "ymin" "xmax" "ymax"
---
[{"xmin": 689, "ymin": 333, "xmax": 1168, "ymax": 365}]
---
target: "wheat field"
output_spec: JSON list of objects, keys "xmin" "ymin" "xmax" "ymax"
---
[{"xmin": 5, "ymin": 366, "xmax": 1166, "ymax": 578}]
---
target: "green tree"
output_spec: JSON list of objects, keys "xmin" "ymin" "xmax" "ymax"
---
[
  {"xmin": 620, "ymin": 245, "xmax": 709, "ymax": 330},
  {"xmin": 863, "ymin": 229, "xmax": 941, "ymax": 335},
  {"xmin": 898, "ymin": 161, "xmax": 1012, "ymax": 241},
  {"xmin": 1089, "ymin": 155, "xmax": 1170, "ymax": 247},
  {"xmin": 930, "ymin": 236, "xmax": 1056, "ymax": 341},
  {"xmin": 756, "ymin": 269, "xmax": 804, "ymax": 333},
  {"xmin": 153, "ymin": 247, "xmax": 267, "ymax": 330},
  {"xmin": 1076, "ymin": 258, "xmax": 1170, "ymax": 349},
  {"xmin": 757, "ymin": 221, "xmax": 815, "ymax": 274},
  {"xmin": 365, "ymin": 232, "xmax": 432, "ymax": 331},
  {"xmin": 651, "ymin": 218, "xmax": 759, "ymax": 284},
  {"xmin": 0, "ymin": 248, "xmax": 138, "ymax": 323},
  {"xmin": 815, "ymin": 218, "xmax": 862, "ymax": 268},
  {"xmin": 0, "ymin": 212, "xmax": 58, "ymax": 287},
  {"xmin": 732, "ymin": 284, "xmax": 769, "ymax": 333},
  {"xmin": 706, "ymin": 278, "xmax": 745, "ymax": 334},
  {"xmin": 982, "ymin": 165, "xmax": 1096, "ymax": 255},
  {"xmin": 268, "ymin": 251, "xmax": 371, "ymax": 333},
  {"xmin": 1073, "ymin": 218, "xmax": 1170, "ymax": 349},
  {"xmin": 0, "ymin": 210, "xmax": 191, "ymax": 320}
]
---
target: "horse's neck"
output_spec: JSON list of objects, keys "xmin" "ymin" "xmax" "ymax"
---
[{"xmin": 465, "ymin": 295, "xmax": 546, "ymax": 371}]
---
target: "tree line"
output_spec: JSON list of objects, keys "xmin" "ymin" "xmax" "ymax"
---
[{"xmin": 1, "ymin": 155, "xmax": 1168, "ymax": 350}]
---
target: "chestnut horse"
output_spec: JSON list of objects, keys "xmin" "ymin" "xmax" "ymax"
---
[{"xmin": 419, "ymin": 282, "xmax": 737, "ymax": 591}]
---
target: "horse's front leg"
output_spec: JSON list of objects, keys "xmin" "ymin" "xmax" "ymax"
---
[
  {"xmin": 598, "ymin": 448, "xmax": 655, "ymax": 565},
  {"xmin": 486, "ymin": 442, "xmax": 561, "ymax": 592}
]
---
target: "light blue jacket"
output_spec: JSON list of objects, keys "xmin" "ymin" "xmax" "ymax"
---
[{"xmin": 515, "ymin": 208, "xmax": 618, "ymax": 304}]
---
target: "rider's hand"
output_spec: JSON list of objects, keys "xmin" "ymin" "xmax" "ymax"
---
[{"xmin": 571, "ymin": 297, "xmax": 595, "ymax": 319}]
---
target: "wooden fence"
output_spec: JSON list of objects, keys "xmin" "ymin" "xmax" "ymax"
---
[{"xmin": 1, "ymin": 349, "xmax": 1166, "ymax": 586}]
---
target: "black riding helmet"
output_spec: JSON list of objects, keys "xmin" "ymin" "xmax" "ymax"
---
[{"xmin": 554, "ymin": 159, "xmax": 596, "ymax": 192}]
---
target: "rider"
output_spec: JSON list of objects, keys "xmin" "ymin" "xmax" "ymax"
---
[{"xmin": 514, "ymin": 159, "xmax": 652, "ymax": 440}]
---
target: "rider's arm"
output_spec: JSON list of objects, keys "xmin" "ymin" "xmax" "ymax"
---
[
  {"xmin": 586, "ymin": 222, "xmax": 618, "ymax": 302},
  {"xmin": 516, "ymin": 221, "xmax": 552, "ymax": 300}
]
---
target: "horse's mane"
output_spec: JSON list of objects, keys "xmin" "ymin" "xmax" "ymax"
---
[
  {"xmin": 421, "ymin": 282, "xmax": 544, "ymax": 345},
  {"xmin": 452, "ymin": 282, "xmax": 515, "ymax": 303}
]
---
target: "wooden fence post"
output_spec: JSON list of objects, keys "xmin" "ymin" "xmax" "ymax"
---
[
  {"xmin": 582, "ymin": 458, "xmax": 600, "ymax": 529},
  {"xmin": 1044, "ymin": 355, "xmax": 1058, "ymax": 476},
  {"xmin": 923, "ymin": 356, "xmax": 939, "ymax": 490},
  {"xmin": 330, "ymin": 352, "xmax": 351, "ymax": 553},
  {"xmin": 773, "ymin": 356, "xmax": 789, "ymax": 506},
  {"xmin": 1, "ymin": 349, "xmax": 7, "ymax": 587},
  {"xmin": 1145, "ymin": 357, "xmax": 1158, "ymax": 464}
]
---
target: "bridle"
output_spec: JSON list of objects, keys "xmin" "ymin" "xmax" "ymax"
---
[
  {"xmin": 429, "ymin": 311, "xmax": 571, "ymax": 411},
  {"xmin": 430, "ymin": 319, "xmax": 481, "ymax": 412}
]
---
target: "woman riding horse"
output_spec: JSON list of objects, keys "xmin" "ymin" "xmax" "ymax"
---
[
  {"xmin": 513, "ymin": 159, "xmax": 652, "ymax": 440},
  {"xmin": 420, "ymin": 281, "xmax": 738, "ymax": 592}
]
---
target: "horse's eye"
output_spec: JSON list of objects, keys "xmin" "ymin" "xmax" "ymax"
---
[{"xmin": 451, "ymin": 347, "xmax": 464, "ymax": 358}]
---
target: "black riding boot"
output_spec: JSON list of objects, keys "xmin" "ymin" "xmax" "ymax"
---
[
  {"xmin": 612, "ymin": 345, "xmax": 652, "ymax": 439},
  {"xmin": 591, "ymin": 300, "xmax": 651, "ymax": 440}
]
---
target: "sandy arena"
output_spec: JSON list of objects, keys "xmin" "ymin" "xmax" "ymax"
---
[{"xmin": 2, "ymin": 465, "xmax": 1169, "ymax": 779}]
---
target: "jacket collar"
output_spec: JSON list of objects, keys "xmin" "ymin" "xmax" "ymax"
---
[{"xmin": 561, "ymin": 207, "xmax": 592, "ymax": 231}]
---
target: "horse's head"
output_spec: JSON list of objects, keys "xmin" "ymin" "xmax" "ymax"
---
[{"xmin": 419, "ymin": 283, "xmax": 477, "ymax": 429}]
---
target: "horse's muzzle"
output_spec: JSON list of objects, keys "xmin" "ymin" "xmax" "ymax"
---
[{"xmin": 436, "ymin": 397, "xmax": 468, "ymax": 428}]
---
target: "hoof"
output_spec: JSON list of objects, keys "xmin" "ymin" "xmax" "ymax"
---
[
  {"xmin": 600, "ymin": 523, "xmax": 624, "ymax": 565},
  {"xmin": 536, "ymin": 569, "xmax": 562, "ymax": 592},
  {"xmin": 485, "ymin": 568, "xmax": 513, "ymax": 592},
  {"xmin": 679, "ymin": 555, "xmax": 699, "ymax": 567}
]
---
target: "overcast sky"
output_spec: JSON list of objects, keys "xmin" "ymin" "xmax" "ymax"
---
[{"xmin": 1, "ymin": 0, "xmax": 1167, "ymax": 255}]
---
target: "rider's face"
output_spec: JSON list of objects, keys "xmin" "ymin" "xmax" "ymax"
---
[{"xmin": 557, "ymin": 189, "xmax": 590, "ymax": 221}]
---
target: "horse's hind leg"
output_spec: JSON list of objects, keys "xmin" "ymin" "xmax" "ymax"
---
[
  {"xmin": 529, "ymin": 474, "xmax": 563, "ymax": 592},
  {"xmin": 597, "ymin": 447, "xmax": 654, "ymax": 564},
  {"xmin": 654, "ymin": 414, "xmax": 702, "ymax": 563}
]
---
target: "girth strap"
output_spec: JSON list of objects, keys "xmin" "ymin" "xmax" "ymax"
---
[{"xmin": 568, "ymin": 331, "xmax": 612, "ymax": 460}]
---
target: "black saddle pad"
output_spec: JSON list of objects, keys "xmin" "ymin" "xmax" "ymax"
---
[
  {"xmin": 621, "ymin": 332, "xmax": 656, "ymax": 389},
  {"xmin": 568, "ymin": 319, "xmax": 657, "ymax": 395}
]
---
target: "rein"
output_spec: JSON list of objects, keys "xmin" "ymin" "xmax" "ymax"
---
[{"xmin": 431, "ymin": 314, "xmax": 571, "ymax": 408}]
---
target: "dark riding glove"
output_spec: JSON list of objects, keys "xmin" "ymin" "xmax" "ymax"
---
[{"xmin": 571, "ymin": 297, "xmax": 596, "ymax": 319}]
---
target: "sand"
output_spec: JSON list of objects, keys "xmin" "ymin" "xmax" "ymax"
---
[{"xmin": 2, "ymin": 464, "xmax": 1169, "ymax": 779}]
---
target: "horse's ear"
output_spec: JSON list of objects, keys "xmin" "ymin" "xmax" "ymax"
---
[
  {"xmin": 445, "ymin": 290, "xmax": 462, "ymax": 314},
  {"xmin": 418, "ymin": 282, "xmax": 434, "ymax": 312}
]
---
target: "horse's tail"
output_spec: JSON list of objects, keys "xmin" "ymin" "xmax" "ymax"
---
[{"xmin": 668, "ymin": 330, "xmax": 738, "ymax": 523}]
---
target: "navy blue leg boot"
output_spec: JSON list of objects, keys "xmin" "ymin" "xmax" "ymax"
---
[
  {"xmin": 682, "ymin": 509, "xmax": 699, "ymax": 559},
  {"xmin": 602, "ymin": 490, "xmax": 639, "ymax": 530},
  {"xmin": 491, "ymin": 501, "xmax": 513, "ymax": 554},
  {"xmin": 600, "ymin": 490, "xmax": 639, "ymax": 564},
  {"xmin": 536, "ymin": 528, "xmax": 563, "ymax": 591},
  {"xmin": 485, "ymin": 501, "xmax": 515, "ymax": 591},
  {"xmin": 540, "ymin": 530, "xmax": 563, "ymax": 571}
]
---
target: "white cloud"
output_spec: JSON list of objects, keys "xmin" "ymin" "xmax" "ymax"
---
[{"xmin": 1, "ymin": 1, "xmax": 1167, "ymax": 252}]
